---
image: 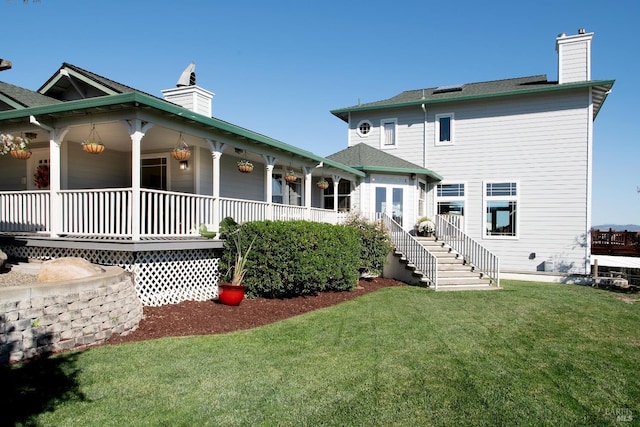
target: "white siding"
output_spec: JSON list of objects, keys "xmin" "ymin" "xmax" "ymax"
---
[
  {"xmin": 559, "ymin": 42, "xmax": 589, "ymax": 83},
  {"xmin": 219, "ymin": 156, "xmax": 264, "ymax": 201},
  {"xmin": 349, "ymin": 89, "xmax": 593, "ymax": 273},
  {"xmin": 349, "ymin": 107, "xmax": 426, "ymax": 166},
  {"xmin": 427, "ymin": 91, "xmax": 592, "ymax": 273},
  {"xmin": 67, "ymin": 142, "xmax": 129, "ymax": 189},
  {"xmin": 0, "ymin": 154, "xmax": 28, "ymax": 190}
]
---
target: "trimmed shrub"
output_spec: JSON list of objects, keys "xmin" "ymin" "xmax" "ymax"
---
[
  {"xmin": 220, "ymin": 220, "xmax": 361, "ymax": 298},
  {"xmin": 343, "ymin": 212, "xmax": 393, "ymax": 277}
]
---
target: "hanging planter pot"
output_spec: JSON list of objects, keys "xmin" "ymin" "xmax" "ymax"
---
[
  {"xmin": 237, "ymin": 160, "xmax": 254, "ymax": 173},
  {"xmin": 317, "ymin": 179, "xmax": 329, "ymax": 190},
  {"xmin": 82, "ymin": 142, "xmax": 105, "ymax": 154},
  {"xmin": 82, "ymin": 124, "xmax": 105, "ymax": 154},
  {"xmin": 171, "ymin": 148, "xmax": 191, "ymax": 161},
  {"xmin": 171, "ymin": 132, "xmax": 191, "ymax": 161},
  {"xmin": 9, "ymin": 149, "xmax": 32, "ymax": 160},
  {"xmin": 285, "ymin": 170, "xmax": 298, "ymax": 183}
]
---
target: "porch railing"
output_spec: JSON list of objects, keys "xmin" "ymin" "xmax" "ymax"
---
[
  {"xmin": 140, "ymin": 189, "xmax": 215, "ymax": 237},
  {"xmin": 380, "ymin": 212, "xmax": 439, "ymax": 288},
  {"xmin": 0, "ymin": 190, "xmax": 50, "ymax": 232},
  {"xmin": 61, "ymin": 188, "xmax": 133, "ymax": 237},
  {"xmin": 435, "ymin": 214, "xmax": 500, "ymax": 286}
]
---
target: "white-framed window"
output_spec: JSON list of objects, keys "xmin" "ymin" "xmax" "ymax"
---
[
  {"xmin": 436, "ymin": 182, "xmax": 465, "ymax": 230},
  {"xmin": 380, "ymin": 118, "xmax": 397, "ymax": 148},
  {"xmin": 356, "ymin": 120, "xmax": 372, "ymax": 137},
  {"xmin": 435, "ymin": 113, "xmax": 454, "ymax": 145},
  {"xmin": 484, "ymin": 181, "xmax": 518, "ymax": 238},
  {"xmin": 323, "ymin": 179, "xmax": 352, "ymax": 211},
  {"xmin": 418, "ymin": 180, "xmax": 427, "ymax": 217},
  {"xmin": 273, "ymin": 173, "xmax": 302, "ymax": 205}
]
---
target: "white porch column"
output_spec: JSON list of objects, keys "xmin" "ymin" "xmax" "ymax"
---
[
  {"xmin": 48, "ymin": 128, "xmax": 69, "ymax": 237},
  {"xmin": 205, "ymin": 139, "xmax": 225, "ymax": 233},
  {"xmin": 262, "ymin": 155, "xmax": 277, "ymax": 221},
  {"xmin": 332, "ymin": 174, "xmax": 342, "ymax": 214},
  {"xmin": 303, "ymin": 166, "xmax": 313, "ymax": 220},
  {"xmin": 123, "ymin": 119, "xmax": 153, "ymax": 240}
]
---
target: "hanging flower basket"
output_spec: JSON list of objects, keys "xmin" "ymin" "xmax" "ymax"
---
[
  {"xmin": 83, "ymin": 124, "xmax": 105, "ymax": 154},
  {"xmin": 237, "ymin": 160, "xmax": 254, "ymax": 173},
  {"xmin": 317, "ymin": 179, "xmax": 329, "ymax": 190},
  {"xmin": 285, "ymin": 171, "xmax": 298, "ymax": 183},
  {"xmin": 171, "ymin": 148, "xmax": 191, "ymax": 161},
  {"xmin": 82, "ymin": 142, "xmax": 105, "ymax": 154},
  {"xmin": 10, "ymin": 149, "xmax": 32, "ymax": 160}
]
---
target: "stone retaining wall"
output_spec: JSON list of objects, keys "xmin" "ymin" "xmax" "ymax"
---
[{"xmin": 0, "ymin": 267, "xmax": 142, "ymax": 363}]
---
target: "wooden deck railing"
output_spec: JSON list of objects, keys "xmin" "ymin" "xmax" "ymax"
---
[
  {"xmin": 591, "ymin": 229, "xmax": 640, "ymax": 257},
  {"xmin": 0, "ymin": 190, "xmax": 50, "ymax": 232}
]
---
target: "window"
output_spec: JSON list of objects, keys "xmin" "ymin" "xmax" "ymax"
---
[
  {"xmin": 484, "ymin": 181, "xmax": 518, "ymax": 238},
  {"xmin": 418, "ymin": 181, "xmax": 427, "ymax": 217},
  {"xmin": 357, "ymin": 120, "xmax": 372, "ymax": 137},
  {"xmin": 273, "ymin": 173, "xmax": 302, "ymax": 205},
  {"xmin": 436, "ymin": 183, "xmax": 465, "ymax": 229},
  {"xmin": 323, "ymin": 179, "xmax": 351, "ymax": 211},
  {"xmin": 380, "ymin": 118, "xmax": 397, "ymax": 148},
  {"xmin": 435, "ymin": 113, "xmax": 454, "ymax": 145},
  {"xmin": 141, "ymin": 157, "xmax": 168, "ymax": 190}
]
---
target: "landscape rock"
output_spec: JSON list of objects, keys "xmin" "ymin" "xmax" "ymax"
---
[
  {"xmin": 0, "ymin": 250, "xmax": 6, "ymax": 271},
  {"xmin": 37, "ymin": 257, "xmax": 104, "ymax": 283}
]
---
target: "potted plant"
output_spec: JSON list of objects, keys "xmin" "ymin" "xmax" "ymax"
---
[
  {"xmin": 1, "ymin": 133, "xmax": 32, "ymax": 159},
  {"xmin": 218, "ymin": 229, "xmax": 256, "ymax": 306},
  {"xmin": 317, "ymin": 178, "xmax": 329, "ymax": 190},
  {"xmin": 416, "ymin": 216, "xmax": 434, "ymax": 237},
  {"xmin": 237, "ymin": 159, "xmax": 254, "ymax": 173},
  {"xmin": 171, "ymin": 145, "xmax": 191, "ymax": 161},
  {"xmin": 285, "ymin": 170, "xmax": 297, "ymax": 183},
  {"xmin": 82, "ymin": 140, "xmax": 105, "ymax": 154},
  {"xmin": 82, "ymin": 124, "xmax": 106, "ymax": 154}
]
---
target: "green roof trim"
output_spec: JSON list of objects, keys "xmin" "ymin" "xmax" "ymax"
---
[
  {"xmin": 331, "ymin": 76, "xmax": 615, "ymax": 121},
  {"xmin": 0, "ymin": 92, "xmax": 365, "ymax": 178}
]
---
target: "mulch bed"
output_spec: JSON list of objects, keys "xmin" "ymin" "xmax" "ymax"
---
[{"xmin": 105, "ymin": 277, "xmax": 406, "ymax": 346}]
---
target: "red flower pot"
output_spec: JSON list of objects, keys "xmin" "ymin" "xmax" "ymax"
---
[{"xmin": 218, "ymin": 283, "xmax": 246, "ymax": 306}]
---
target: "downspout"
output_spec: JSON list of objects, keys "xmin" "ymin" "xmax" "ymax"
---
[
  {"xmin": 585, "ymin": 88, "xmax": 594, "ymax": 274},
  {"xmin": 421, "ymin": 102, "xmax": 427, "ymax": 168}
]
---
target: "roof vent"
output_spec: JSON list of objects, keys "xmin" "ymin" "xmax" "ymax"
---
[
  {"xmin": 433, "ymin": 84, "xmax": 464, "ymax": 94},
  {"xmin": 177, "ymin": 62, "xmax": 196, "ymax": 87}
]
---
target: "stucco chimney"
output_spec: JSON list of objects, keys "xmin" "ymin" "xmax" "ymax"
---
[
  {"xmin": 556, "ymin": 29, "xmax": 593, "ymax": 84},
  {"xmin": 161, "ymin": 63, "xmax": 214, "ymax": 117}
]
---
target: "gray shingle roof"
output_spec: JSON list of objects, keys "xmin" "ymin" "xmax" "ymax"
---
[
  {"xmin": 0, "ymin": 81, "xmax": 62, "ymax": 109},
  {"xmin": 331, "ymin": 75, "xmax": 614, "ymax": 121},
  {"xmin": 327, "ymin": 143, "xmax": 442, "ymax": 181}
]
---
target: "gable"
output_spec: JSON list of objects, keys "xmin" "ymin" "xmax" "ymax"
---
[{"xmin": 38, "ymin": 63, "xmax": 144, "ymax": 101}]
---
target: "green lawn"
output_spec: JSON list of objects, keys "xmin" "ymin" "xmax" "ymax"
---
[{"xmin": 3, "ymin": 280, "xmax": 639, "ymax": 426}]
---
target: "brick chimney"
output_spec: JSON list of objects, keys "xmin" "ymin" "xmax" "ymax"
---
[
  {"xmin": 162, "ymin": 63, "xmax": 214, "ymax": 117},
  {"xmin": 556, "ymin": 29, "xmax": 593, "ymax": 84}
]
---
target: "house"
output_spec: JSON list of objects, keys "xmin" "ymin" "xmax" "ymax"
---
[
  {"xmin": 328, "ymin": 30, "xmax": 614, "ymax": 275},
  {"xmin": 0, "ymin": 63, "xmax": 365, "ymax": 305},
  {"xmin": 0, "ymin": 30, "xmax": 614, "ymax": 303}
]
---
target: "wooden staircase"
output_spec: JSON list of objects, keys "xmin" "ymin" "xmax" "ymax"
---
[{"xmin": 396, "ymin": 236, "xmax": 498, "ymax": 291}]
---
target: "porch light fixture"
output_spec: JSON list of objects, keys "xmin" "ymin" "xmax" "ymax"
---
[{"xmin": 179, "ymin": 160, "xmax": 189, "ymax": 170}]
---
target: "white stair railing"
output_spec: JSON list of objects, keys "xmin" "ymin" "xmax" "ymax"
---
[
  {"xmin": 435, "ymin": 214, "xmax": 500, "ymax": 286},
  {"xmin": 379, "ymin": 213, "xmax": 439, "ymax": 289}
]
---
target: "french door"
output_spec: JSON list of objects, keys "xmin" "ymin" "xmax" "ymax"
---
[{"xmin": 374, "ymin": 186, "xmax": 404, "ymax": 226}]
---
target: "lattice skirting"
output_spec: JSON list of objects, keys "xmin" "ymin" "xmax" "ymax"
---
[{"xmin": 1, "ymin": 245, "xmax": 221, "ymax": 306}]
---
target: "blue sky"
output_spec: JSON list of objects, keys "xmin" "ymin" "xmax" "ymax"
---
[{"xmin": 1, "ymin": 0, "xmax": 638, "ymax": 225}]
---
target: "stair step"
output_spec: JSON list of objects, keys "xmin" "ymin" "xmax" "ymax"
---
[{"xmin": 434, "ymin": 284, "xmax": 500, "ymax": 292}]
